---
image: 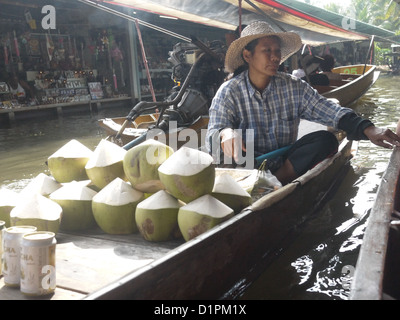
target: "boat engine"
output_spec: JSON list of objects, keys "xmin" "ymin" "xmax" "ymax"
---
[
  {"xmin": 161, "ymin": 38, "xmax": 227, "ymax": 126},
  {"xmin": 122, "ymin": 37, "xmax": 227, "ymax": 149}
]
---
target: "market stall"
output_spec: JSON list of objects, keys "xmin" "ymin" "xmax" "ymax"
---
[{"xmin": 0, "ymin": 0, "xmax": 133, "ymax": 122}]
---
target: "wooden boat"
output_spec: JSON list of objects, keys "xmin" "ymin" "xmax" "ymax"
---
[
  {"xmin": 350, "ymin": 146, "xmax": 400, "ymax": 300},
  {"xmin": 98, "ymin": 114, "xmax": 210, "ymax": 148},
  {"xmin": 0, "ymin": 129, "xmax": 354, "ymax": 300},
  {"xmin": 314, "ymin": 64, "xmax": 380, "ymax": 108},
  {"xmin": 85, "ymin": 135, "xmax": 354, "ymax": 300},
  {"xmin": 99, "ymin": 64, "xmax": 379, "ymax": 146}
]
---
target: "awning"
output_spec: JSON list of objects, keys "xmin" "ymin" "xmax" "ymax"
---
[
  {"xmin": 245, "ymin": 0, "xmax": 396, "ymax": 40},
  {"xmin": 82, "ymin": 0, "xmax": 397, "ymax": 45}
]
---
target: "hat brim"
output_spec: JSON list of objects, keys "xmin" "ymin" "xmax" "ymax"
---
[{"xmin": 225, "ymin": 32, "xmax": 303, "ymax": 73}]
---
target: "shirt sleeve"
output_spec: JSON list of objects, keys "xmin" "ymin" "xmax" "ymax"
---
[
  {"xmin": 299, "ymin": 81, "xmax": 354, "ymax": 128},
  {"xmin": 337, "ymin": 112, "xmax": 374, "ymax": 140},
  {"xmin": 299, "ymin": 81, "xmax": 375, "ymax": 140}
]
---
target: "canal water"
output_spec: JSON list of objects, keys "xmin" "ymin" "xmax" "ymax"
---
[
  {"xmin": 241, "ymin": 73, "xmax": 400, "ymax": 300},
  {"xmin": 0, "ymin": 74, "xmax": 398, "ymax": 300}
]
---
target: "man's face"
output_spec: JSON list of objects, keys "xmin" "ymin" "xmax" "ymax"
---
[
  {"xmin": 243, "ymin": 36, "xmax": 282, "ymax": 77},
  {"xmin": 9, "ymin": 76, "xmax": 18, "ymax": 87}
]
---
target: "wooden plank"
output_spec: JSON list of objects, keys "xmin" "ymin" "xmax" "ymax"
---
[
  {"xmin": 351, "ymin": 147, "xmax": 400, "ymax": 299},
  {"xmin": 0, "ymin": 228, "xmax": 182, "ymax": 300},
  {"xmin": 54, "ymin": 231, "xmax": 182, "ymax": 294},
  {"xmin": 84, "ymin": 140, "xmax": 353, "ymax": 300},
  {"xmin": 0, "ymin": 278, "xmax": 85, "ymax": 300}
]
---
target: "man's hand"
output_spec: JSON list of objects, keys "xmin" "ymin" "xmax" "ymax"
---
[
  {"xmin": 364, "ymin": 126, "xmax": 400, "ymax": 149},
  {"xmin": 220, "ymin": 128, "xmax": 246, "ymax": 162}
]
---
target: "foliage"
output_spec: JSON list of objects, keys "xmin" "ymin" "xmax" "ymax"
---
[
  {"xmin": 344, "ymin": 0, "xmax": 399, "ymax": 33},
  {"xmin": 374, "ymin": 42, "xmax": 392, "ymax": 65},
  {"xmin": 304, "ymin": 0, "xmax": 399, "ymax": 33}
]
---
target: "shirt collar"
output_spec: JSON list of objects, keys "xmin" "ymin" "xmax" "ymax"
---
[{"xmin": 244, "ymin": 70, "xmax": 280, "ymax": 97}]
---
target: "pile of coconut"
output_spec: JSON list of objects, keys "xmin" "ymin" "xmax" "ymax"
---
[{"xmin": 2, "ymin": 138, "xmax": 259, "ymax": 242}]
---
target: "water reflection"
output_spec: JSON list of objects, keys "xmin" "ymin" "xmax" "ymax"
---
[
  {"xmin": 240, "ymin": 74, "xmax": 397, "ymax": 300},
  {"xmin": 0, "ymin": 106, "xmax": 131, "ymax": 189},
  {"xmin": 0, "ymin": 75, "xmax": 398, "ymax": 300}
]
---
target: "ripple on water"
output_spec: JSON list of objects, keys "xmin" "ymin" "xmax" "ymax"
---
[{"xmin": 240, "ymin": 75, "xmax": 396, "ymax": 300}]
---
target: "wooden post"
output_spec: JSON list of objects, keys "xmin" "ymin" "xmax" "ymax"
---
[{"xmin": 127, "ymin": 19, "xmax": 141, "ymax": 102}]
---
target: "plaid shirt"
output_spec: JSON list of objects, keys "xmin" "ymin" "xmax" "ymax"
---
[{"xmin": 206, "ymin": 70, "xmax": 353, "ymax": 156}]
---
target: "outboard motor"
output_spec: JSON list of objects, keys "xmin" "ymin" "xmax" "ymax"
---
[
  {"xmin": 121, "ymin": 38, "xmax": 227, "ymax": 150},
  {"xmin": 164, "ymin": 39, "xmax": 226, "ymax": 126}
]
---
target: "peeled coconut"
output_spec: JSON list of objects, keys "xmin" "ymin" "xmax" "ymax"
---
[
  {"xmin": 212, "ymin": 173, "xmax": 252, "ymax": 213},
  {"xmin": 20, "ymin": 173, "xmax": 62, "ymax": 198},
  {"xmin": 177, "ymin": 194, "xmax": 234, "ymax": 241},
  {"xmin": 92, "ymin": 177, "xmax": 145, "ymax": 234},
  {"xmin": 0, "ymin": 189, "xmax": 19, "ymax": 227},
  {"xmin": 158, "ymin": 147, "xmax": 215, "ymax": 203},
  {"xmin": 10, "ymin": 193, "xmax": 62, "ymax": 234},
  {"xmin": 85, "ymin": 139, "xmax": 127, "ymax": 189},
  {"xmin": 123, "ymin": 139, "xmax": 174, "ymax": 193},
  {"xmin": 49, "ymin": 181, "xmax": 97, "ymax": 231},
  {"xmin": 135, "ymin": 190, "xmax": 183, "ymax": 242},
  {"xmin": 47, "ymin": 139, "xmax": 93, "ymax": 183}
]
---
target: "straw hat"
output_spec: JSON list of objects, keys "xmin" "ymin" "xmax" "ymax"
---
[{"xmin": 225, "ymin": 21, "xmax": 303, "ymax": 73}]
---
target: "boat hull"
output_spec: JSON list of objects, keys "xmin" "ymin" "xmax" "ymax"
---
[
  {"xmin": 84, "ymin": 138, "xmax": 353, "ymax": 300},
  {"xmin": 98, "ymin": 115, "xmax": 209, "ymax": 149},
  {"xmin": 98, "ymin": 65, "xmax": 379, "ymax": 145},
  {"xmin": 351, "ymin": 147, "xmax": 400, "ymax": 300},
  {"xmin": 319, "ymin": 64, "xmax": 379, "ymax": 108}
]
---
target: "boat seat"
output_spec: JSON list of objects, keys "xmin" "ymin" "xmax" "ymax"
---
[
  {"xmin": 313, "ymin": 85, "xmax": 338, "ymax": 94},
  {"xmin": 340, "ymin": 73, "xmax": 361, "ymax": 80},
  {"xmin": 329, "ymin": 79, "xmax": 349, "ymax": 87}
]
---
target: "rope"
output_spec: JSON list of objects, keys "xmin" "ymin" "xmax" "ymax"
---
[{"xmin": 134, "ymin": 19, "xmax": 156, "ymax": 102}]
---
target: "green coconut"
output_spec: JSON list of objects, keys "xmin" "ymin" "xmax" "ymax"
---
[
  {"xmin": 0, "ymin": 189, "xmax": 19, "ymax": 227},
  {"xmin": 49, "ymin": 181, "xmax": 97, "ymax": 231},
  {"xmin": 211, "ymin": 173, "xmax": 252, "ymax": 213},
  {"xmin": 123, "ymin": 139, "xmax": 174, "ymax": 193},
  {"xmin": 10, "ymin": 193, "xmax": 62, "ymax": 234},
  {"xmin": 177, "ymin": 194, "xmax": 234, "ymax": 241},
  {"xmin": 47, "ymin": 139, "xmax": 93, "ymax": 183},
  {"xmin": 158, "ymin": 147, "xmax": 215, "ymax": 203},
  {"xmin": 20, "ymin": 173, "xmax": 62, "ymax": 198},
  {"xmin": 92, "ymin": 177, "xmax": 145, "ymax": 234},
  {"xmin": 135, "ymin": 190, "xmax": 183, "ymax": 242},
  {"xmin": 85, "ymin": 139, "xmax": 127, "ymax": 189}
]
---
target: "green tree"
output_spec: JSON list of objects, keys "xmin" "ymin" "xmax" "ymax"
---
[{"xmin": 350, "ymin": 0, "xmax": 400, "ymax": 33}]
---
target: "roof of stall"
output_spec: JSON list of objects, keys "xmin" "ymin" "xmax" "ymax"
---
[
  {"xmin": 256, "ymin": 0, "xmax": 396, "ymax": 39},
  {"xmin": 81, "ymin": 0, "xmax": 398, "ymax": 45}
]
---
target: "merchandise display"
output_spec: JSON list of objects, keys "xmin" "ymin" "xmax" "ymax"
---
[
  {"xmin": 0, "ymin": 0, "xmax": 226, "ymax": 115},
  {"xmin": 0, "ymin": 2, "xmax": 132, "ymax": 110}
]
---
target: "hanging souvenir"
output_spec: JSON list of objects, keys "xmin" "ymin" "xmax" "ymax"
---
[
  {"xmin": 27, "ymin": 38, "xmax": 41, "ymax": 56},
  {"xmin": 113, "ymin": 68, "xmax": 117, "ymax": 91},
  {"xmin": 46, "ymin": 32, "xmax": 54, "ymax": 61},
  {"xmin": 3, "ymin": 43, "xmax": 9, "ymax": 66},
  {"xmin": 13, "ymin": 31, "xmax": 20, "ymax": 60},
  {"xmin": 81, "ymin": 42, "xmax": 85, "ymax": 69},
  {"xmin": 24, "ymin": 10, "xmax": 37, "ymax": 30}
]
